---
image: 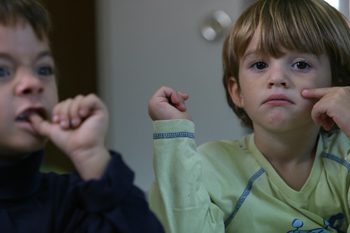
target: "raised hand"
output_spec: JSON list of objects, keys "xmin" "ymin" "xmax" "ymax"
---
[
  {"xmin": 29, "ymin": 94, "xmax": 111, "ymax": 180},
  {"xmin": 302, "ymin": 87, "xmax": 350, "ymax": 138},
  {"xmin": 148, "ymin": 86, "xmax": 192, "ymax": 121}
]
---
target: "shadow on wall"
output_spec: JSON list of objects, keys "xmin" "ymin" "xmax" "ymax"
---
[{"xmin": 40, "ymin": 0, "xmax": 97, "ymax": 173}]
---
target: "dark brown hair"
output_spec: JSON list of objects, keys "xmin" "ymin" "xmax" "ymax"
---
[
  {"xmin": 0, "ymin": 0, "xmax": 51, "ymax": 40},
  {"xmin": 222, "ymin": 0, "xmax": 350, "ymax": 129}
]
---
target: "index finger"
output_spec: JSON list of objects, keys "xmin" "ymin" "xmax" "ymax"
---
[{"xmin": 301, "ymin": 87, "xmax": 333, "ymax": 99}]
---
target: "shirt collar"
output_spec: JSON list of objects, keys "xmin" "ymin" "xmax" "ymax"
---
[{"xmin": 0, "ymin": 150, "xmax": 44, "ymax": 200}]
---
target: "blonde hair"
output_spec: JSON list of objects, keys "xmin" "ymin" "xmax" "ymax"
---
[{"xmin": 222, "ymin": 0, "xmax": 350, "ymax": 129}]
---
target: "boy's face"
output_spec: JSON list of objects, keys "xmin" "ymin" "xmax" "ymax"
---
[
  {"xmin": 229, "ymin": 30, "xmax": 332, "ymax": 133},
  {"xmin": 0, "ymin": 21, "xmax": 58, "ymax": 161}
]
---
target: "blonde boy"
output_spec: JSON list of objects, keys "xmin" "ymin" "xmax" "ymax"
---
[{"xmin": 148, "ymin": 0, "xmax": 350, "ymax": 232}]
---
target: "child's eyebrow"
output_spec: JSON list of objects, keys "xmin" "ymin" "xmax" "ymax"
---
[
  {"xmin": 0, "ymin": 53, "xmax": 15, "ymax": 62},
  {"xmin": 0, "ymin": 50, "xmax": 52, "ymax": 62},
  {"xmin": 36, "ymin": 51, "xmax": 53, "ymax": 60},
  {"xmin": 242, "ymin": 50, "xmax": 259, "ymax": 62}
]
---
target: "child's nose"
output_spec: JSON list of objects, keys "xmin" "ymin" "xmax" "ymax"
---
[
  {"xmin": 15, "ymin": 74, "xmax": 44, "ymax": 96},
  {"xmin": 267, "ymin": 67, "xmax": 289, "ymax": 88},
  {"xmin": 268, "ymin": 78, "xmax": 288, "ymax": 88}
]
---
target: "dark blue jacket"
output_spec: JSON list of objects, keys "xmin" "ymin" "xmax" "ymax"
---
[{"xmin": 0, "ymin": 150, "xmax": 165, "ymax": 232}]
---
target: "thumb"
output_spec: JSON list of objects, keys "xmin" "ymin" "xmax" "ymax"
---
[{"xmin": 28, "ymin": 114, "xmax": 54, "ymax": 138}]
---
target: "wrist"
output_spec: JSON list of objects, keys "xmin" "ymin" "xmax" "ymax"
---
[
  {"xmin": 153, "ymin": 119, "xmax": 195, "ymax": 134},
  {"xmin": 72, "ymin": 147, "xmax": 111, "ymax": 181}
]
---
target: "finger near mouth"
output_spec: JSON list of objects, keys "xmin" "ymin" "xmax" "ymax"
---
[{"xmin": 16, "ymin": 110, "xmax": 45, "ymax": 123}]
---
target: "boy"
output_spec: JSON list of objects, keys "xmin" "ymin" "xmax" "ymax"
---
[
  {"xmin": 148, "ymin": 0, "xmax": 350, "ymax": 232},
  {"xmin": 0, "ymin": 0, "xmax": 165, "ymax": 232}
]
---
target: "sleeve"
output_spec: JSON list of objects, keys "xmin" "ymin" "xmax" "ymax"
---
[
  {"xmin": 65, "ymin": 151, "xmax": 165, "ymax": 233},
  {"xmin": 149, "ymin": 119, "xmax": 225, "ymax": 233}
]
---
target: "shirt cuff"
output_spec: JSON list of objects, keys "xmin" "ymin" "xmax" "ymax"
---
[{"xmin": 153, "ymin": 119, "xmax": 195, "ymax": 136}]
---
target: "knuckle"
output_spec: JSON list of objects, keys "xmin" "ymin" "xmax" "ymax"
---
[
  {"xmin": 87, "ymin": 93, "xmax": 97, "ymax": 98},
  {"xmin": 74, "ymin": 94, "xmax": 84, "ymax": 100}
]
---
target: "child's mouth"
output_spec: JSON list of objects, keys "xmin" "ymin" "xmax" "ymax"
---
[
  {"xmin": 16, "ymin": 109, "xmax": 46, "ymax": 122},
  {"xmin": 263, "ymin": 94, "xmax": 294, "ymax": 105}
]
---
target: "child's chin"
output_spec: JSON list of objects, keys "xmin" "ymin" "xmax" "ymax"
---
[{"xmin": 15, "ymin": 137, "xmax": 48, "ymax": 154}]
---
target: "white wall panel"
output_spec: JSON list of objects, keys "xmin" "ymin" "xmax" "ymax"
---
[{"xmin": 96, "ymin": 0, "xmax": 250, "ymax": 191}]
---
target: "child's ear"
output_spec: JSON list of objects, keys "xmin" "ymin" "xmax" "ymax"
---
[{"xmin": 228, "ymin": 77, "xmax": 244, "ymax": 108}]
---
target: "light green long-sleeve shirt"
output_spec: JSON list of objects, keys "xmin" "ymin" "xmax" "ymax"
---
[{"xmin": 149, "ymin": 120, "xmax": 350, "ymax": 233}]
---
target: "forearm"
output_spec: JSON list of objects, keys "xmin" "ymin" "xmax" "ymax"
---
[
  {"xmin": 150, "ymin": 120, "xmax": 225, "ymax": 233},
  {"xmin": 69, "ymin": 151, "xmax": 165, "ymax": 232}
]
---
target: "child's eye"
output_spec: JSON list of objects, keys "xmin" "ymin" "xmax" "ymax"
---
[
  {"xmin": 36, "ymin": 66, "xmax": 54, "ymax": 76},
  {"xmin": 293, "ymin": 61, "xmax": 310, "ymax": 70},
  {"xmin": 251, "ymin": 62, "xmax": 268, "ymax": 70},
  {"xmin": 0, "ymin": 68, "xmax": 9, "ymax": 77}
]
